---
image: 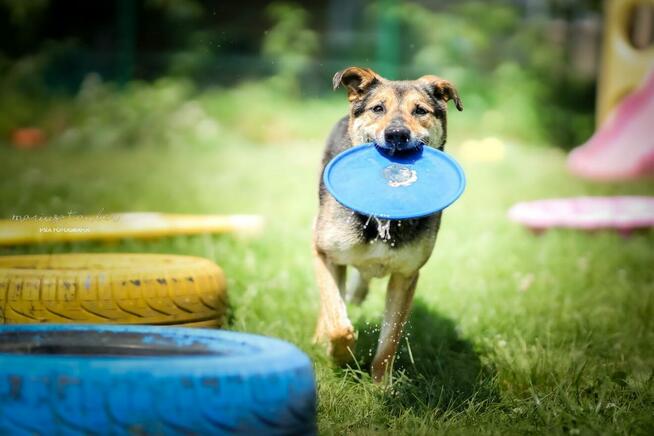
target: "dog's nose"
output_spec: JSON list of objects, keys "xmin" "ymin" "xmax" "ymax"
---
[{"xmin": 384, "ymin": 127, "xmax": 411, "ymax": 148}]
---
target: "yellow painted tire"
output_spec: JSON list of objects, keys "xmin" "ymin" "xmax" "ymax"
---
[{"xmin": 0, "ymin": 254, "xmax": 227, "ymax": 327}]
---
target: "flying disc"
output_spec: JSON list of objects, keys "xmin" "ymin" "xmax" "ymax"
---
[{"xmin": 323, "ymin": 144, "xmax": 466, "ymax": 219}]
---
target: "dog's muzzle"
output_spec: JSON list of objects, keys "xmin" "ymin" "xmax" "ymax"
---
[
  {"xmin": 379, "ymin": 125, "xmax": 422, "ymax": 154},
  {"xmin": 384, "ymin": 126, "xmax": 411, "ymax": 148}
]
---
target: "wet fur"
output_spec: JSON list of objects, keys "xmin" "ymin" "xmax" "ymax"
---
[
  {"xmin": 313, "ymin": 67, "xmax": 462, "ymax": 381},
  {"xmin": 317, "ymin": 116, "xmax": 441, "ymax": 251}
]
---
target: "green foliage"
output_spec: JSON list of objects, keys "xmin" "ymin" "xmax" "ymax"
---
[
  {"xmin": 0, "ymin": 49, "xmax": 53, "ymax": 137},
  {"xmin": 143, "ymin": 0, "xmax": 220, "ymax": 79},
  {"xmin": 145, "ymin": 0, "xmax": 202, "ymax": 21},
  {"xmin": 398, "ymin": 1, "xmax": 595, "ymax": 148},
  {"xmin": 198, "ymin": 81, "xmax": 342, "ymax": 144},
  {"xmin": 45, "ymin": 75, "xmax": 223, "ymax": 150},
  {"xmin": 0, "ymin": 0, "xmax": 48, "ymax": 26},
  {"xmin": 0, "ymin": 67, "xmax": 343, "ymax": 150},
  {"xmin": 166, "ymin": 30, "xmax": 216, "ymax": 78},
  {"xmin": 262, "ymin": 2, "xmax": 318, "ymax": 94},
  {"xmin": 0, "ymin": 1, "xmax": 599, "ymax": 150}
]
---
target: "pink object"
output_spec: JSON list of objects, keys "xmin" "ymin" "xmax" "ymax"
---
[
  {"xmin": 508, "ymin": 196, "xmax": 654, "ymax": 233},
  {"xmin": 567, "ymin": 70, "xmax": 654, "ymax": 181}
]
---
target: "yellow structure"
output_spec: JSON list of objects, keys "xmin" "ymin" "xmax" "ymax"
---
[
  {"xmin": 597, "ymin": 0, "xmax": 654, "ymax": 125},
  {"xmin": 0, "ymin": 253, "xmax": 227, "ymax": 326},
  {"xmin": 0, "ymin": 213, "xmax": 263, "ymax": 246},
  {"xmin": 459, "ymin": 137, "xmax": 506, "ymax": 163}
]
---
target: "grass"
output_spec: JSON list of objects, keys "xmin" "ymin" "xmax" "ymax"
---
[{"xmin": 1, "ymin": 96, "xmax": 653, "ymax": 434}]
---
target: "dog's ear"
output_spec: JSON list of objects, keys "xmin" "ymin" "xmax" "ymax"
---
[
  {"xmin": 333, "ymin": 67, "xmax": 380, "ymax": 102},
  {"xmin": 419, "ymin": 75, "xmax": 463, "ymax": 111}
]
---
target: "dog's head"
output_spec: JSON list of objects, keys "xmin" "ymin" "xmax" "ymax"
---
[{"xmin": 333, "ymin": 66, "xmax": 463, "ymax": 152}]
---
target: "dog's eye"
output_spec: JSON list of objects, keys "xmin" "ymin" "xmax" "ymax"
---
[
  {"xmin": 414, "ymin": 106, "xmax": 428, "ymax": 116},
  {"xmin": 371, "ymin": 104, "xmax": 385, "ymax": 114}
]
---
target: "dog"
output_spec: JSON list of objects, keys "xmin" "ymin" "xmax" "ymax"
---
[{"xmin": 313, "ymin": 66, "xmax": 463, "ymax": 382}]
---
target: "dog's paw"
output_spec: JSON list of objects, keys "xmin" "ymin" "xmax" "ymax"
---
[
  {"xmin": 371, "ymin": 358, "xmax": 390, "ymax": 383},
  {"xmin": 326, "ymin": 324, "xmax": 356, "ymax": 365},
  {"xmin": 371, "ymin": 352, "xmax": 398, "ymax": 383}
]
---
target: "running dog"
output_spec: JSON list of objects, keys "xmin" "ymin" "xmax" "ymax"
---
[{"xmin": 313, "ymin": 66, "xmax": 463, "ymax": 382}]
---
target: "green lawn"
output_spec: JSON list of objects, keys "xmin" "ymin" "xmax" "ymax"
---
[{"xmin": 1, "ymin": 116, "xmax": 653, "ymax": 434}]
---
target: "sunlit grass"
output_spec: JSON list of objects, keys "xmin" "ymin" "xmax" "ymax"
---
[{"xmin": 1, "ymin": 104, "xmax": 652, "ymax": 434}]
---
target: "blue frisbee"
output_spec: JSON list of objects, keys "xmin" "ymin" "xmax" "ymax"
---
[{"xmin": 323, "ymin": 143, "xmax": 466, "ymax": 219}]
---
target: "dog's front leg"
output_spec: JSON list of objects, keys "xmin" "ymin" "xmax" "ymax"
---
[
  {"xmin": 371, "ymin": 272, "xmax": 418, "ymax": 382},
  {"xmin": 312, "ymin": 245, "xmax": 355, "ymax": 365}
]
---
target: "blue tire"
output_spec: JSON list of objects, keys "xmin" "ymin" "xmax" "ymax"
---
[{"xmin": 0, "ymin": 325, "xmax": 316, "ymax": 435}]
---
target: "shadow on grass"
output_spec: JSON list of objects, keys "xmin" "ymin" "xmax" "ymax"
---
[{"xmin": 353, "ymin": 298, "xmax": 498, "ymax": 415}]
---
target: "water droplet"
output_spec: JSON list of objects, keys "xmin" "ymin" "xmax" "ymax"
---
[{"xmin": 384, "ymin": 164, "xmax": 418, "ymax": 187}]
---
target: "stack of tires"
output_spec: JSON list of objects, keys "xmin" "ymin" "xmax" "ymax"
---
[{"xmin": 0, "ymin": 254, "xmax": 316, "ymax": 435}]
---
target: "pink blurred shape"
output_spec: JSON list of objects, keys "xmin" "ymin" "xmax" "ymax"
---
[
  {"xmin": 567, "ymin": 70, "xmax": 654, "ymax": 181},
  {"xmin": 508, "ymin": 196, "xmax": 654, "ymax": 232}
]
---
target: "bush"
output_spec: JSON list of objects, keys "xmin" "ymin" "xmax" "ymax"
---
[
  {"xmin": 398, "ymin": 1, "xmax": 595, "ymax": 147},
  {"xmin": 46, "ymin": 75, "xmax": 223, "ymax": 150},
  {"xmin": 262, "ymin": 2, "xmax": 318, "ymax": 95},
  {"xmin": 0, "ymin": 50, "xmax": 53, "ymax": 138}
]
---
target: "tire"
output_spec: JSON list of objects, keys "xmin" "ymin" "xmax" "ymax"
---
[
  {"xmin": 0, "ymin": 324, "xmax": 316, "ymax": 435},
  {"xmin": 0, "ymin": 254, "xmax": 227, "ymax": 327}
]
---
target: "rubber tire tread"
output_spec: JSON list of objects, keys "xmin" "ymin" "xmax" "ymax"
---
[
  {"xmin": 0, "ymin": 325, "xmax": 316, "ymax": 435},
  {"xmin": 0, "ymin": 254, "xmax": 227, "ymax": 326}
]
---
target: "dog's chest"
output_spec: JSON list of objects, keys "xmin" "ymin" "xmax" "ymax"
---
[
  {"xmin": 327, "ymin": 239, "xmax": 430, "ymax": 278},
  {"xmin": 315, "ymin": 198, "xmax": 442, "ymax": 277}
]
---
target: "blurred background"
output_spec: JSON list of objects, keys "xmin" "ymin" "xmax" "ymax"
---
[
  {"xmin": 1, "ymin": 1, "xmax": 653, "ymax": 433},
  {"xmin": 0, "ymin": 0, "xmax": 616, "ymax": 149}
]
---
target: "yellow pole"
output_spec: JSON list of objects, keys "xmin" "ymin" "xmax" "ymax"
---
[
  {"xmin": 597, "ymin": 0, "xmax": 654, "ymax": 125},
  {"xmin": 0, "ymin": 213, "xmax": 264, "ymax": 246}
]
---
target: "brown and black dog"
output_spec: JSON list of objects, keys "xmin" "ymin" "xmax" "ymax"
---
[{"xmin": 313, "ymin": 66, "xmax": 463, "ymax": 382}]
